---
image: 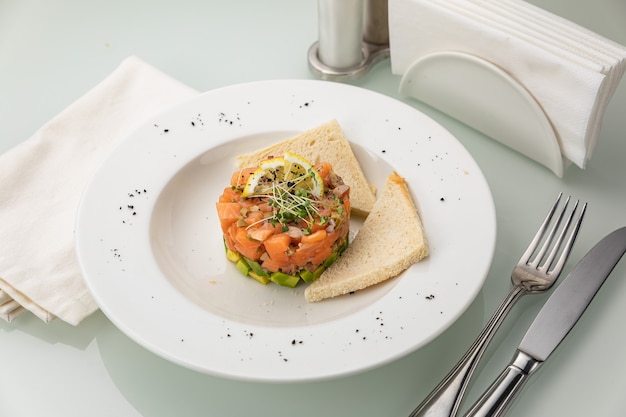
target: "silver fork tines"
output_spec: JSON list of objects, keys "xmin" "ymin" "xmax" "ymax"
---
[
  {"xmin": 408, "ymin": 193, "xmax": 586, "ymax": 417},
  {"xmin": 524, "ymin": 194, "xmax": 571, "ymax": 269},
  {"xmin": 515, "ymin": 194, "xmax": 586, "ymax": 292}
]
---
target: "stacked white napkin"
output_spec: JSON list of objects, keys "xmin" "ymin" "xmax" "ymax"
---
[
  {"xmin": 0, "ymin": 56, "xmax": 197, "ymax": 325},
  {"xmin": 389, "ymin": 0, "xmax": 626, "ymax": 169}
]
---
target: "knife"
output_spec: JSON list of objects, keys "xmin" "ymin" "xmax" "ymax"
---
[{"xmin": 463, "ymin": 226, "xmax": 626, "ymax": 417}]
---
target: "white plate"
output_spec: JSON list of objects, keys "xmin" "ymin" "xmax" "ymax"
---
[{"xmin": 75, "ymin": 80, "xmax": 496, "ymax": 382}]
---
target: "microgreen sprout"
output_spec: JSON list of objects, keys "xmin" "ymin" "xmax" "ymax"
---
[{"xmin": 245, "ymin": 182, "xmax": 331, "ymax": 230}]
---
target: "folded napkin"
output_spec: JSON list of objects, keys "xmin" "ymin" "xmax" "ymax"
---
[
  {"xmin": 389, "ymin": 0, "xmax": 626, "ymax": 169},
  {"xmin": 0, "ymin": 56, "xmax": 198, "ymax": 325}
]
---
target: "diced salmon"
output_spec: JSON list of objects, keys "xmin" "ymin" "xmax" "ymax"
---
[
  {"xmin": 315, "ymin": 162, "xmax": 332, "ymax": 185},
  {"xmin": 309, "ymin": 236, "xmax": 335, "ymax": 265},
  {"xmin": 230, "ymin": 167, "xmax": 257, "ymax": 188},
  {"xmin": 291, "ymin": 241, "xmax": 323, "ymax": 267},
  {"xmin": 215, "ymin": 202, "xmax": 241, "ymax": 232},
  {"xmin": 264, "ymin": 233, "xmax": 292, "ymax": 265},
  {"xmin": 223, "ymin": 231, "xmax": 237, "ymax": 253},
  {"xmin": 300, "ymin": 229, "xmax": 327, "ymax": 244},
  {"xmin": 291, "ymin": 230, "xmax": 339, "ymax": 267},
  {"xmin": 244, "ymin": 210, "xmax": 265, "ymax": 226},
  {"xmin": 248, "ymin": 222, "xmax": 275, "ymax": 242},
  {"xmin": 261, "ymin": 257, "xmax": 282, "ymax": 273},
  {"xmin": 232, "ymin": 226, "xmax": 263, "ymax": 260},
  {"xmin": 218, "ymin": 187, "xmax": 241, "ymax": 203}
]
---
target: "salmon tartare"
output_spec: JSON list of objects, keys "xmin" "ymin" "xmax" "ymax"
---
[{"xmin": 216, "ymin": 152, "xmax": 350, "ymax": 287}]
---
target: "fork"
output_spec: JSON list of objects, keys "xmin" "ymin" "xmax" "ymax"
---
[{"xmin": 409, "ymin": 193, "xmax": 586, "ymax": 417}]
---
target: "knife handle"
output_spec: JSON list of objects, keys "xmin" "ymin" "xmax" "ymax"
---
[{"xmin": 463, "ymin": 350, "xmax": 542, "ymax": 417}]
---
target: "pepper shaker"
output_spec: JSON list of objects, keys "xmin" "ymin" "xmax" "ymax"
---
[{"xmin": 308, "ymin": 0, "xmax": 390, "ymax": 81}]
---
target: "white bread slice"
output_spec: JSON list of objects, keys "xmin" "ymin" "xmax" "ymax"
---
[
  {"xmin": 236, "ymin": 119, "xmax": 376, "ymax": 216},
  {"xmin": 304, "ymin": 172, "xmax": 428, "ymax": 302}
]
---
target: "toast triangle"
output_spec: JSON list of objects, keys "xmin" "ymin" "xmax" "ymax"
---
[{"xmin": 304, "ymin": 172, "xmax": 428, "ymax": 302}]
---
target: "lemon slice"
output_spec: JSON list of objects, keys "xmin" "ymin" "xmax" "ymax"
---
[
  {"xmin": 242, "ymin": 157, "xmax": 285, "ymax": 197},
  {"xmin": 284, "ymin": 152, "xmax": 324, "ymax": 198},
  {"xmin": 242, "ymin": 153, "xmax": 324, "ymax": 198},
  {"xmin": 259, "ymin": 157, "xmax": 286, "ymax": 182}
]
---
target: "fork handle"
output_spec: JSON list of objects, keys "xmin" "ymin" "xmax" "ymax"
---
[
  {"xmin": 463, "ymin": 350, "xmax": 542, "ymax": 417},
  {"xmin": 408, "ymin": 286, "xmax": 526, "ymax": 417}
]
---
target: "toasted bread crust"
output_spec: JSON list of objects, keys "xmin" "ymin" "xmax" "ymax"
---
[{"xmin": 304, "ymin": 172, "xmax": 428, "ymax": 302}]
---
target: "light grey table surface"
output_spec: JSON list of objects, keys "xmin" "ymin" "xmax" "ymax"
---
[{"xmin": 1, "ymin": 1, "xmax": 626, "ymax": 416}]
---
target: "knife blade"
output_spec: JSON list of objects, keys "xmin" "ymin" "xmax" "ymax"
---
[{"xmin": 464, "ymin": 226, "xmax": 626, "ymax": 417}]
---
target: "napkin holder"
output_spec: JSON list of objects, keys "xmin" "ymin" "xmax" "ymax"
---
[
  {"xmin": 399, "ymin": 51, "xmax": 564, "ymax": 177},
  {"xmin": 307, "ymin": 0, "xmax": 565, "ymax": 176}
]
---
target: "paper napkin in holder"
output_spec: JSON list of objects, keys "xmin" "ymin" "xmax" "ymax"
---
[
  {"xmin": 0, "ymin": 56, "xmax": 197, "ymax": 325},
  {"xmin": 389, "ymin": 0, "xmax": 626, "ymax": 176}
]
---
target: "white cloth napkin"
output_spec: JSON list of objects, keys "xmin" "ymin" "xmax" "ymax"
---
[
  {"xmin": 389, "ymin": 0, "xmax": 626, "ymax": 169},
  {"xmin": 0, "ymin": 56, "xmax": 198, "ymax": 325}
]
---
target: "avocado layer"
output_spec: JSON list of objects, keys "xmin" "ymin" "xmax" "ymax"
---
[{"xmin": 223, "ymin": 238, "xmax": 348, "ymax": 288}]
